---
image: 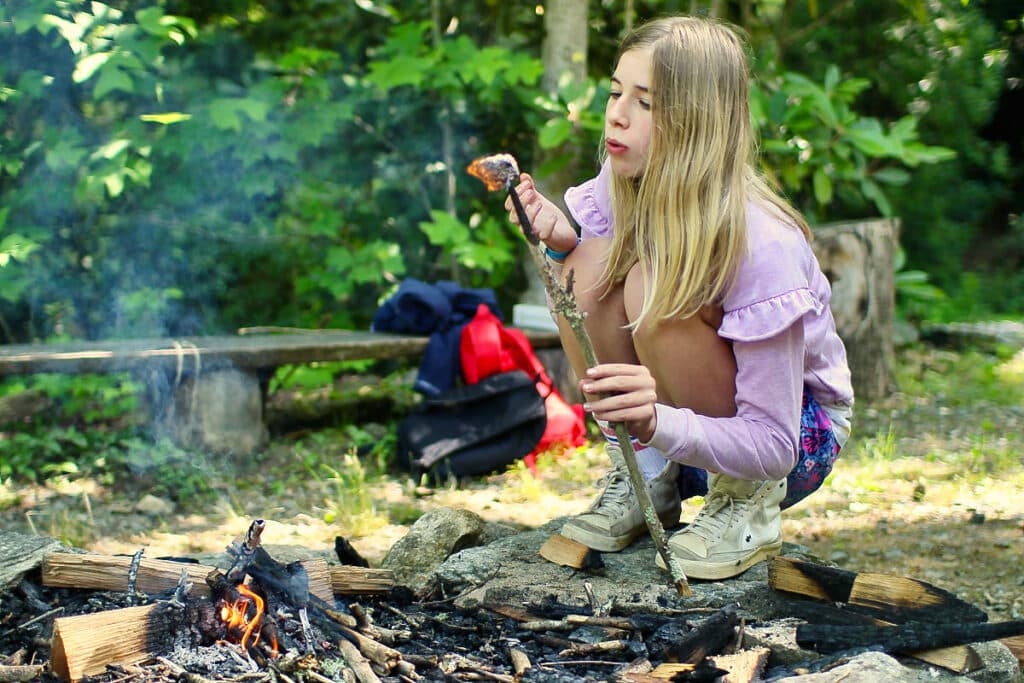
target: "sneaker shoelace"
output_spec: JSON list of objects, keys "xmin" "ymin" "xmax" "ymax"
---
[
  {"xmin": 587, "ymin": 467, "xmax": 634, "ymax": 516},
  {"xmin": 687, "ymin": 490, "xmax": 752, "ymax": 544}
]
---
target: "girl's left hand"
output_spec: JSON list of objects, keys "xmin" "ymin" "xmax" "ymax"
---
[{"xmin": 580, "ymin": 363, "xmax": 659, "ymax": 443}]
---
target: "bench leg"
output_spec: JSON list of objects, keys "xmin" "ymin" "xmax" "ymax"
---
[{"xmin": 146, "ymin": 367, "xmax": 268, "ymax": 457}]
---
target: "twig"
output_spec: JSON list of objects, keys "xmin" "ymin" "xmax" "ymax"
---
[{"xmin": 509, "ymin": 185, "xmax": 692, "ymax": 597}]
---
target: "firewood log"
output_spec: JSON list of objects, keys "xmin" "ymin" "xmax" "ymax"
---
[{"xmin": 50, "ymin": 602, "xmax": 191, "ymax": 681}]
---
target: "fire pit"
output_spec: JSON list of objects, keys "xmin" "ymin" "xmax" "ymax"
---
[{"xmin": 1, "ymin": 522, "xmax": 1021, "ymax": 682}]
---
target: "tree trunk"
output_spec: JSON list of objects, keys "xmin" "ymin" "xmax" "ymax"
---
[
  {"xmin": 811, "ymin": 218, "xmax": 899, "ymax": 402},
  {"xmin": 522, "ymin": 0, "xmax": 590, "ymax": 308}
]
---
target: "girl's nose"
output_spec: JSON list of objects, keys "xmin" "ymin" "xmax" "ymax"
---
[{"xmin": 607, "ymin": 100, "xmax": 628, "ymax": 128}]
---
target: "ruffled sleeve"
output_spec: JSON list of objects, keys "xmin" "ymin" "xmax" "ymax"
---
[
  {"xmin": 719, "ymin": 288, "xmax": 822, "ymax": 342},
  {"xmin": 564, "ymin": 161, "xmax": 614, "ymax": 239}
]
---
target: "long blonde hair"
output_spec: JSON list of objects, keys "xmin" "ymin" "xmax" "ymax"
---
[{"xmin": 601, "ymin": 16, "xmax": 810, "ymax": 327}]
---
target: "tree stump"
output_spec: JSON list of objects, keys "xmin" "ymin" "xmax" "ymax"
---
[{"xmin": 811, "ymin": 218, "xmax": 899, "ymax": 402}]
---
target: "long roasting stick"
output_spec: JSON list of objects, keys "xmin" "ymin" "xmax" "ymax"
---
[{"xmin": 468, "ymin": 154, "xmax": 692, "ymax": 596}]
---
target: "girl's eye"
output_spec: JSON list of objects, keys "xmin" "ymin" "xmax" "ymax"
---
[
  {"xmin": 609, "ymin": 91, "xmax": 622, "ymax": 99},
  {"xmin": 639, "ymin": 99, "xmax": 651, "ymax": 110}
]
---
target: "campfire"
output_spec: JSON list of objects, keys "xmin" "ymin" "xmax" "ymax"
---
[{"xmin": 1, "ymin": 521, "xmax": 1022, "ymax": 683}]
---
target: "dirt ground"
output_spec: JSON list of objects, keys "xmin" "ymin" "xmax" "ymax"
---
[{"xmin": 2, "ymin": 348, "xmax": 1023, "ymax": 625}]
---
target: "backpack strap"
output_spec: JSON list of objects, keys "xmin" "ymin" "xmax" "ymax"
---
[
  {"xmin": 460, "ymin": 303, "xmax": 504, "ymax": 384},
  {"xmin": 498, "ymin": 325, "xmax": 555, "ymax": 397}
]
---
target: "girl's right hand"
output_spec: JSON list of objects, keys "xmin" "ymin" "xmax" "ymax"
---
[{"xmin": 506, "ymin": 173, "xmax": 577, "ymax": 252}]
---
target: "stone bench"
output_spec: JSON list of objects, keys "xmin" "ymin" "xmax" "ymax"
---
[{"xmin": 0, "ymin": 327, "xmax": 564, "ymax": 455}]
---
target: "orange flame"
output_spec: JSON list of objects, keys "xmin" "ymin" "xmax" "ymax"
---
[{"xmin": 219, "ymin": 583, "xmax": 277, "ymax": 655}]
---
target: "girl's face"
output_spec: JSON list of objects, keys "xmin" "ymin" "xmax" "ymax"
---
[{"xmin": 605, "ymin": 48, "xmax": 654, "ymax": 178}]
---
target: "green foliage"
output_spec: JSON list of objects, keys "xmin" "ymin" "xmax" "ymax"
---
[
  {"xmin": 0, "ymin": 0, "xmax": 1020, "ymax": 337},
  {"xmin": 752, "ymin": 65, "xmax": 955, "ymax": 224}
]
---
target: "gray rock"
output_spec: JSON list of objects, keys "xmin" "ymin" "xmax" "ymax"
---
[
  {"xmin": 381, "ymin": 507, "xmax": 488, "ymax": 595},
  {"xmin": 0, "ymin": 530, "xmax": 67, "ymax": 590}
]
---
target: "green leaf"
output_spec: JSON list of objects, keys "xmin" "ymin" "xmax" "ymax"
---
[
  {"xmin": 94, "ymin": 65, "xmax": 133, "ymax": 98},
  {"xmin": 73, "ymin": 52, "xmax": 110, "ymax": 83},
  {"xmin": 813, "ymin": 167, "xmax": 833, "ymax": 205},
  {"xmin": 538, "ymin": 118, "xmax": 572, "ymax": 150},
  {"xmin": 860, "ymin": 178, "xmax": 893, "ymax": 216},
  {"xmin": 419, "ymin": 210, "xmax": 469, "ymax": 247},
  {"xmin": 139, "ymin": 112, "xmax": 193, "ymax": 124},
  {"xmin": 844, "ymin": 119, "xmax": 895, "ymax": 157},
  {"xmin": 366, "ymin": 55, "xmax": 429, "ymax": 91},
  {"xmin": 871, "ymin": 167, "xmax": 911, "ymax": 185}
]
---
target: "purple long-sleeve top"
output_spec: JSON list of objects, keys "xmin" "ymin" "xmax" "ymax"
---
[{"xmin": 564, "ymin": 163, "xmax": 854, "ymax": 480}]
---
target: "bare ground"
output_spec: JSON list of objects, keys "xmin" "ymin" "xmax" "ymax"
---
[{"xmin": 2, "ymin": 347, "xmax": 1023, "ymax": 623}]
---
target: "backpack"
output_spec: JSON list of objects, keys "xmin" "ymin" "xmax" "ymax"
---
[
  {"xmin": 395, "ymin": 371, "xmax": 547, "ymax": 479},
  {"xmin": 460, "ymin": 304, "xmax": 586, "ymax": 471}
]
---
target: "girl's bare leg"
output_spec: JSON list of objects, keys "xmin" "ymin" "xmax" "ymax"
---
[
  {"xmin": 623, "ymin": 262, "xmax": 737, "ymax": 418},
  {"xmin": 555, "ymin": 238, "xmax": 638, "ymax": 400}
]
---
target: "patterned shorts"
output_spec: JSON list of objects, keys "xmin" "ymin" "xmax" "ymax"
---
[{"xmin": 677, "ymin": 388, "xmax": 842, "ymax": 509}]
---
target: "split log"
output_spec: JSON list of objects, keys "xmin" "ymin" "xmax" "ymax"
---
[
  {"xmin": 43, "ymin": 551, "xmax": 354, "ymax": 602},
  {"xmin": 50, "ymin": 602, "xmax": 192, "ymax": 681},
  {"xmin": 538, "ymin": 534, "xmax": 601, "ymax": 570},
  {"xmin": 649, "ymin": 647, "xmax": 770, "ymax": 682},
  {"xmin": 769, "ymin": 556, "xmax": 994, "ymax": 672},
  {"xmin": 811, "ymin": 218, "xmax": 898, "ymax": 401},
  {"xmin": 331, "ymin": 565, "xmax": 396, "ymax": 595},
  {"xmin": 768, "ymin": 556, "xmax": 986, "ymax": 624},
  {"xmin": 796, "ymin": 619, "xmax": 1024, "ymax": 655}
]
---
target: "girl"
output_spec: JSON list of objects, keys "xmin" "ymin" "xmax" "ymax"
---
[{"xmin": 506, "ymin": 16, "xmax": 853, "ymax": 580}]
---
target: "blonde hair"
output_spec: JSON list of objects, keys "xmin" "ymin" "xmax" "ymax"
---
[{"xmin": 601, "ymin": 16, "xmax": 810, "ymax": 327}]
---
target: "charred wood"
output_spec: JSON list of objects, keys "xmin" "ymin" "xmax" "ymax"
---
[
  {"xmin": 0, "ymin": 665, "xmax": 45, "ymax": 683},
  {"xmin": 796, "ymin": 619, "xmax": 1024, "ymax": 654},
  {"xmin": 647, "ymin": 604, "xmax": 738, "ymax": 664}
]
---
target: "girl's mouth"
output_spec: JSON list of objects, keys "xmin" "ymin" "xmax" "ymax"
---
[{"xmin": 606, "ymin": 139, "xmax": 627, "ymax": 155}]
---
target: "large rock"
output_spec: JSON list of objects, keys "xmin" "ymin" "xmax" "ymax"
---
[{"xmin": 0, "ymin": 531, "xmax": 67, "ymax": 590}]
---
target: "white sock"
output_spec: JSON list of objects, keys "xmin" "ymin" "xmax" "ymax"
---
[{"xmin": 596, "ymin": 420, "xmax": 669, "ymax": 481}]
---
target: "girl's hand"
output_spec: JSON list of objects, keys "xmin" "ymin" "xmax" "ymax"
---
[
  {"xmin": 506, "ymin": 173, "xmax": 577, "ymax": 251},
  {"xmin": 580, "ymin": 363, "xmax": 659, "ymax": 443}
]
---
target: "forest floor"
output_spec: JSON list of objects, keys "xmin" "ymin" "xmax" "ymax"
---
[{"xmin": 2, "ymin": 345, "xmax": 1023, "ymax": 624}]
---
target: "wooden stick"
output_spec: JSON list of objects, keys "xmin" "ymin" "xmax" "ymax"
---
[
  {"xmin": 511, "ymin": 187, "xmax": 691, "ymax": 596},
  {"xmin": 337, "ymin": 638, "xmax": 382, "ymax": 683},
  {"xmin": 0, "ymin": 665, "xmax": 45, "ymax": 683}
]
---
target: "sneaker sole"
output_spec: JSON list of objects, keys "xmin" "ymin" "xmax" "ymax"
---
[
  {"xmin": 655, "ymin": 539, "xmax": 783, "ymax": 580},
  {"xmin": 559, "ymin": 509, "xmax": 682, "ymax": 553}
]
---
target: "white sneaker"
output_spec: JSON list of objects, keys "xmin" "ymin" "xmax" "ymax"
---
[
  {"xmin": 656, "ymin": 475, "xmax": 785, "ymax": 579},
  {"xmin": 560, "ymin": 447, "xmax": 681, "ymax": 552}
]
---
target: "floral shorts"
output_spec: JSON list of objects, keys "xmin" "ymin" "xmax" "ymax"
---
[{"xmin": 677, "ymin": 388, "xmax": 842, "ymax": 509}]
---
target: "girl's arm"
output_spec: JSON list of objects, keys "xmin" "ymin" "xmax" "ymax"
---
[{"xmin": 646, "ymin": 325, "xmax": 806, "ymax": 481}]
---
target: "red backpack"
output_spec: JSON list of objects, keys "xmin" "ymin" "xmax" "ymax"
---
[{"xmin": 460, "ymin": 304, "xmax": 587, "ymax": 472}]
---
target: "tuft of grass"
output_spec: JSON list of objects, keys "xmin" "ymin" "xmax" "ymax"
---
[{"xmin": 317, "ymin": 450, "xmax": 390, "ymax": 537}]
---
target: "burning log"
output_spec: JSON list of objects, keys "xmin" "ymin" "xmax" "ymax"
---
[
  {"xmin": 49, "ymin": 601, "xmax": 195, "ymax": 681},
  {"xmin": 468, "ymin": 153, "xmax": 692, "ymax": 596},
  {"xmin": 42, "ymin": 551, "xmax": 375, "ymax": 602},
  {"xmin": 42, "ymin": 552, "xmax": 215, "ymax": 597}
]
